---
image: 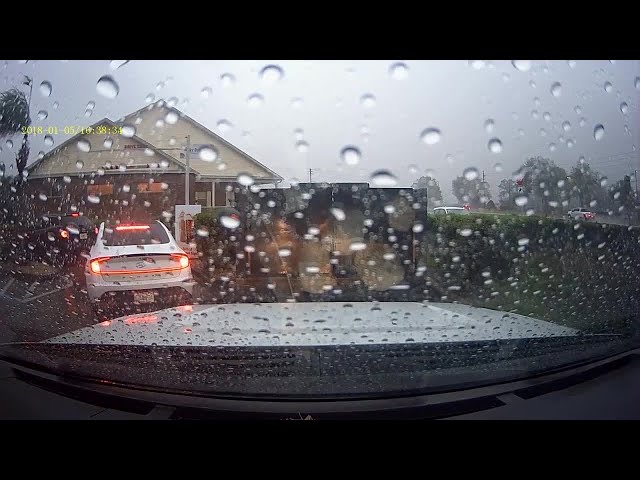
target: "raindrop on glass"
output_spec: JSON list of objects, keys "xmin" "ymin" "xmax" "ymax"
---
[
  {"xmin": 420, "ymin": 128, "xmax": 441, "ymax": 145},
  {"xmin": 360, "ymin": 94, "xmax": 376, "ymax": 108},
  {"xmin": 121, "ymin": 125, "xmax": 136, "ymax": 138},
  {"xmin": 494, "ymin": 162, "xmax": 503, "ymax": 173},
  {"xmin": 543, "ymin": 112, "xmax": 551, "ymax": 121},
  {"xmin": 341, "ymin": 146, "xmax": 361, "ymax": 166},
  {"xmin": 514, "ymin": 195, "xmax": 528, "ymax": 207},
  {"xmin": 217, "ymin": 119, "xmax": 232, "ymax": 132},
  {"xmin": 96, "ymin": 75, "xmax": 119, "ymax": 99},
  {"xmin": 37, "ymin": 110, "xmax": 48, "ymax": 120},
  {"xmin": 295, "ymin": 141, "xmax": 309, "ymax": 153},
  {"xmin": 593, "ymin": 124, "xmax": 605, "ymax": 141},
  {"xmin": 77, "ymin": 139, "xmax": 91, "ymax": 152},
  {"xmin": 604, "ymin": 81, "xmax": 613, "ymax": 93},
  {"xmin": 39, "ymin": 81, "xmax": 52, "ymax": 97},
  {"xmin": 221, "ymin": 215, "xmax": 240, "ymax": 229},
  {"xmin": 259, "ymin": 64, "xmax": 284, "ymax": 83},
  {"xmin": 463, "ymin": 167, "xmax": 479, "ymax": 181},
  {"xmin": 550, "ymin": 82, "xmax": 562, "ymax": 97},
  {"xmin": 459, "ymin": 228, "xmax": 473, "ymax": 237},
  {"xmin": 87, "ymin": 194, "xmax": 100, "ymax": 204},
  {"xmin": 488, "ymin": 138, "xmax": 503, "ymax": 153},
  {"xmin": 562, "ymin": 121, "xmax": 571, "ymax": 132},
  {"xmin": 145, "ymin": 93, "xmax": 155, "ymax": 103},
  {"xmin": 221, "ymin": 73, "xmax": 236, "ymax": 87},
  {"xmin": 370, "ymin": 169, "xmax": 397, "ymax": 187},
  {"xmin": 44, "ymin": 135, "xmax": 54, "ymax": 147},
  {"xmin": 484, "ymin": 119, "xmax": 495, "ymax": 134},
  {"xmin": 389, "ymin": 62, "xmax": 409, "ymax": 80},
  {"xmin": 75, "ymin": 160, "xmax": 84, "ymax": 169},
  {"xmin": 165, "ymin": 110, "xmax": 179, "ymax": 124},
  {"xmin": 247, "ymin": 93, "xmax": 264, "ymax": 108},
  {"xmin": 109, "ymin": 60, "xmax": 129, "ymax": 70},
  {"xmin": 198, "ymin": 146, "xmax": 218, "ymax": 162},
  {"xmin": 620, "ymin": 102, "xmax": 629, "ymax": 114},
  {"xmin": 511, "ymin": 60, "xmax": 532, "ymax": 72},
  {"xmin": 237, "ymin": 173, "xmax": 254, "ymax": 187}
]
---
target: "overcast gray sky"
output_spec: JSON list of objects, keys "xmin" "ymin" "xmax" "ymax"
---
[{"xmin": 1, "ymin": 60, "xmax": 638, "ymax": 203}]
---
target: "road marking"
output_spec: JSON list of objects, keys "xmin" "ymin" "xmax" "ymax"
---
[{"xmin": 0, "ymin": 278, "xmax": 15, "ymax": 294}]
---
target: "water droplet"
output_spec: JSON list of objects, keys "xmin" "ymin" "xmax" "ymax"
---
[
  {"xmin": 295, "ymin": 141, "xmax": 309, "ymax": 153},
  {"xmin": 96, "ymin": 75, "xmax": 119, "ymax": 99},
  {"xmin": 600, "ymin": 178, "xmax": 608, "ymax": 187},
  {"xmin": 340, "ymin": 146, "xmax": 361, "ymax": 165},
  {"xmin": 237, "ymin": 173, "xmax": 254, "ymax": 187},
  {"xmin": 389, "ymin": 62, "xmax": 409, "ymax": 80},
  {"xmin": 567, "ymin": 139, "xmax": 575, "ymax": 149},
  {"xmin": 102, "ymin": 138, "xmax": 113, "ymax": 149},
  {"xmin": 247, "ymin": 93, "xmax": 264, "ymax": 108},
  {"xmin": 420, "ymin": 128, "xmax": 441, "ymax": 145},
  {"xmin": 511, "ymin": 60, "xmax": 532, "ymax": 72},
  {"xmin": 579, "ymin": 117, "xmax": 586, "ymax": 127},
  {"xmin": 518, "ymin": 238, "xmax": 530, "ymax": 246},
  {"xmin": 550, "ymin": 82, "xmax": 562, "ymax": 97},
  {"xmin": 484, "ymin": 119, "xmax": 495, "ymax": 134},
  {"xmin": 36, "ymin": 110, "xmax": 48, "ymax": 120},
  {"xmin": 568, "ymin": 60, "xmax": 577, "ymax": 68},
  {"xmin": 221, "ymin": 215, "xmax": 240, "ymax": 229},
  {"xmin": 145, "ymin": 93, "xmax": 155, "ymax": 103},
  {"xmin": 543, "ymin": 112, "xmax": 551, "ymax": 121},
  {"xmin": 52, "ymin": 101, "xmax": 59, "ymax": 110},
  {"xmin": 63, "ymin": 176, "xmax": 71, "ymax": 184},
  {"xmin": 604, "ymin": 81, "xmax": 613, "ymax": 93},
  {"xmin": 370, "ymin": 169, "xmax": 397, "ymax": 187},
  {"xmin": 593, "ymin": 124, "xmax": 605, "ymax": 141},
  {"xmin": 515, "ymin": 195, "xmax": 528, "ymax": 207},
  {"xmin": 349, "ymin": 239, "xmax": 367, "ymax": 252},
  {"xmin": 44, "ymin": 135, "xmax": 54, "ymax": 147},
  {"xmin": 39, "ymin": 81, "xmax": 52, "ymax": 97},
  {"xmin": 574, "ymin": 105, "xmax": 582, "ymax": 115},
  {"xmin": 549, "ymin": 143, "xmax": 557, "ymax": 152},
  {"xmin": 75, "ymin": 160, "xmax": 84, "ymax": 169},
  {"xmin": 531, "ymin": 110, "xmax": 539, "ymax": 120},
  {"xmin": 278, "ymin": 248, "xmax": 292, "ymax": 257},
  {"xmin": 360, "ymin": 94, "xmax": 376, "ymax": 108},
  {"xmin": 196, "ymin": 228, "xmax": 209, "ymax": 238},
  {"xmin": 562, "ymin": 121, "xmax": 571, "ymax": 132},
  {"xmin": 165, "ymin": 110, "xmax": 179, "ymax": 124},
  {"xmin": 87, "ymin": 194, "xmax": 100, "ymax": 204},
  {"xmin": 109, "ymin": 60, "xmax": 129, "ymax": 70},
  {"xmin": 412, "ymin": 223, "xmax": 424, "ymax": 233},
  {"xmin": 488, "ymin": 138, "xmax": 503, "ymax": 153},
  {"xmin": 77, "ymin": 139, "xmax": 91, "ymax": 152},
  {"xmin": 620, "ymin": 102, "xmax": 629, "ymax": 114},
  {"xmin": 635, "ymin": 77, "xmax": 640, "ymax": 89},
  {"xmin": 198, "ymin": 146, "xmax": 218, "ymax": 162},
  {"xmin": 463, "ymin": 167, "xmax": 479, "ymax": 181},
  {"xmin": 291, "ymin": 97, "xmax": 303, "ymax": 108},
  {"xmin": 260, "ymin": 64, "xmax": 284, "ymax": 83},
  {"xmin": 459, "ymin": 228, "xmax": 473, "ymax": 237},
  {"xmin": 38, "ymin": 193, "xmax": 47, "ymax": 201},
  {"xmin": 217, "ymin": 119, "xmax": 232, "ymax": 132},
  {"xmin": 122, "ymin": 184, "xmax": 131, "ymax": 193},
  {"xmin": 469, "ymin": 60, "xmax": 486, "ymax": 70},
  {"xmin": 384, "ymin": 205, "xmax": 396, "ymax": 214},
  {"xmin": 220, "ymin": 73, "xmax": 236, "ymax": 87},
  {"xmin": 166, "ymin": 97, "xmax": 178, "ymax": 108},
  {"xmin": 121, "ymin": 125, "xmax": 136, "ymax": 138}
]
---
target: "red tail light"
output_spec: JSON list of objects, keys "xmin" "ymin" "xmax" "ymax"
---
[
  {"xmin": 172, "ymin": 254, "xmax": 190, "ymax": 268},
  {"xmin": 115, "ymin": 225, "xmax": 150, "ymax": 231},
  {"xmin": 94, "ymin": 227, "xmax": 99, "ymax": 235},
  {"xmin": 89, "ymin": 257, "xmax": 109, "ymax": 274}
]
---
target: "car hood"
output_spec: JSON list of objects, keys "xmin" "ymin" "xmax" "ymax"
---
[{"xmin": 43, "ymin": 302, "xmax": 579, "ymax": 347}]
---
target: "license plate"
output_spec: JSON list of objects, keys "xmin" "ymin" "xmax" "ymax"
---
[
  {"xmin": 79, "ymin": 233, "xmax": 88, "ymax": 239},
  {"xmin": 133, "ymin": 291, "xmax": 155, "ymax": 303}
]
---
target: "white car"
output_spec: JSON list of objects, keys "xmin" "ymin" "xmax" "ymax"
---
[
  {"xmin": 432, "ymin": 206, "xmax": 469, "ymax": 215},
  {"xmin": 85, "ymin": 220, "xmax": 196, "ymax": 312},
  {"xmin": 567, "ymin": 208, "xmax": 596, "ymax": 222}
]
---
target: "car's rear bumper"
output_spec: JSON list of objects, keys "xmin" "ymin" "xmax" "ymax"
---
[{"xmin": 86, "ymin": 274, "xmax": 196, "ymax": 303}]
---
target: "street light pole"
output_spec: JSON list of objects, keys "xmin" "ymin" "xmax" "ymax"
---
[{"xmin": 184, "ymin": 135, "xmax": 190, "ymax": 205}]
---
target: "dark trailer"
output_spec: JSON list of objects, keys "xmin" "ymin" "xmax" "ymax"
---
[{"xmin": 234, "ymin": 182, "xmax": 429, "ymax": 298}]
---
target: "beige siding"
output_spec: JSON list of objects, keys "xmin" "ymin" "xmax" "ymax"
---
[
  {"xmin": 124, "ymin": 105, "xmax": 280, "ymax": 182},
  {"xmin": 29, "ymin": 122, "xmax": 183, "ymax": 178}
]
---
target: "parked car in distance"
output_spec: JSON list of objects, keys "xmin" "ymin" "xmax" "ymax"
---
[
  {"xmin": 432, "ymin": 206, "xmax": 469, "ymax": 215},
  {"xmin": 21, "ymin": 212, "xmax": 97, "ymax": 265},
  {"xmin": 567, "ymin": 208, "xmax": 597, "ymax": 222},
  {"xmin": 85, "ymin": 220, "xmax": 195, "ymax": 314}
]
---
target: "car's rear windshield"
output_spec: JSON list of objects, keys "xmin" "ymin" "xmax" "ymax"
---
[
  {"xmin": 102, "ymin": 223, "xmax": 170, "ymax": 246},
  {"xmin": 62, "ymin": 216, "xmax": 94, "ymax": 227}
]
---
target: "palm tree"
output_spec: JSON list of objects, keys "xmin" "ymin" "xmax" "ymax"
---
[{"xmin": 0, "ymin": 79, "xmax": 32, "ymax": 181}]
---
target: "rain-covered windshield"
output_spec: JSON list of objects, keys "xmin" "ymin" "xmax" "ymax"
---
[{"xmin": 0, "ymin": 60, "xmax": 638, "ymax": 399}]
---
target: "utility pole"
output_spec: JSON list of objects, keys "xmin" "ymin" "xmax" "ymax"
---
[
  {"xmin": 184, "ymin": 135, "xmax": 191, "ymax": 205},
  {"xmin": 308, "ymin": 168, "xmax": 313, "ymax": 183}
]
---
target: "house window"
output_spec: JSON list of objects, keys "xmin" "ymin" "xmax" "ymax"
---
[{"xmin": 87, "ymin": 184, "xmax": 114, "ymax": 195}]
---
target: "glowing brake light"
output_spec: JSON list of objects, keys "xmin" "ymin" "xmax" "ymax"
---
[
  {"xmin": 60, "ymin": 230, "xmax": 69, "ymax": 239},
  {"xmin": 71, "ymin": 213, "xmax": 79, "ymax": 217},
  {"xmin": 115, "ymin": 225, "xmax": 150, "ymax": 231},
  {"xmin": 172, "ymin": 254, "xmax": 190, "ymax": 268},
  {"xmin": 95, "ymin": 227, "xmax": 99, "ymax": 235},
  {"xmin": 89, "ymin": 257, "xmax": 109, "ymax": 274}
]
